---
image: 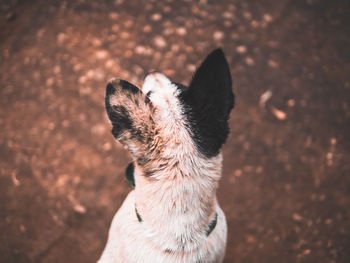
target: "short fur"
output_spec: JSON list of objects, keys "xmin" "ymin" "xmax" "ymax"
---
[{"xmin": 99, "ymin": 49, "xmax": 234, "ymax": 263}]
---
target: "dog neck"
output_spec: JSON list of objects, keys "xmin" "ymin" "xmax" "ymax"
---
[{"xmin": 132, "ymin": 153, "xmax": 222, "ymax": 252}]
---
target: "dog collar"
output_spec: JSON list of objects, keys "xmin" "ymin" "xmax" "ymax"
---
[{"xmin": 135, "ymin": 207, "xmax": 218, "ymax": 237}]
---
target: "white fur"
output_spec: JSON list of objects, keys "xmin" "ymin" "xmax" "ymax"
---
[
  {"xmin": 142, "ymin": 72, "xmax": 183, "ymax": 122},
  {"xmin": 99, "ymin": 73, "xmax": 228, "ymax": 263}
]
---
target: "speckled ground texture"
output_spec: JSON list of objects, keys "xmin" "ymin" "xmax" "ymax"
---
[{"xmin": 1, "ymin": 0, "xmax": 349, "ymax": 262}]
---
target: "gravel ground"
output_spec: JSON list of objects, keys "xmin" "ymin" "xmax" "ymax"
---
[{"xmin": 0, "ymin": 0, "xmax": 349, "ymax": 262}]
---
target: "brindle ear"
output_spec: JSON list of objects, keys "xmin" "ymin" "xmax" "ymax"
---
[
  {"xmin": 184, "ymin": 48, "xmax": 234, "ymax": 157},
  {"xmin": 105, "ymin": 79, "xmax": 140, "ymax": 139}
]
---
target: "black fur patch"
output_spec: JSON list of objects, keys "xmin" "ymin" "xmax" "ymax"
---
[
  {"xmin": 130, "ymin": 128, "xmax": 145, "ymax": 142},
  {"xmin": 144, "ymin": 170, "xmax": 154, "ymax": 177},
  {"xmin": 107, "ymin": 105, "xmax": 133, "ymax": 139},
  {"xmin": 205, "ymin": 212, "xmax": 218, "ymax": 236},
  {"xmin": 137, "ymin": 156, "xmax": 151, "ymax": 166},
  {"xmin": 106, "ymin": 79, "xmax": 140, "ymax": 97},
  {"xmin": 106, "ymin": 82, "xmax": 116, "ymax": 97},
  {"xmin": 125, "ymin": 162, "xmax": 135, "ymax": 188},
  {"xmin": 145, "ymin": 90, "xmax": 152, "ymax": 105},
  {"xmin": 179, "ymin": 49, "xmax": 234, "ymax": 158},
  {"xmin": 135, "ymin": 207, "xmax": 143, "ymax": 222},
  {"xmin": 118, "ymin": 79, "xmax": 140, "ymax": 94}
]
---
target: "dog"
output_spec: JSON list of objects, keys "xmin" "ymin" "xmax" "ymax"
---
[{"xmin": 99, "ymin": 49, "xmax": 234, "ymax": 263}]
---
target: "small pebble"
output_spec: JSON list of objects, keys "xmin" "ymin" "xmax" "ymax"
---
[
  {"xmin": 259, "ymin": 90, "xmax": 272, "ymax": 108},
  {"xmin": 245, "ymin": 57, "xmax": 255, "ymax": 66},
  {"xmin": 292, "ymin": 213, "xmax": 303, "ymax": 222},
  {"xmin": 176, "ymin": 27, "xmax": 187, "ymax": 36},
  {"xmin": 154, "ymin": 36, "xmax": 166, "ymax": 48},
  {"xmin": 86, "ymin": 70, "xmax": 95, "ymax": 78},
  {"xmin": 78, "ymin": 75, "xmax": 87, "ymax": 84},
  {"xmin": 46, "ymin": 78, "xmax": 54, "ymax": 86},
  {"xmin": 268, "ymin": 59, "xmax": 279, "ymax": 68},
  {"xmin": 11, "ymin": 172, "xmax": 20, "ymax": 186},
  {"xmin": 95, "ymin": 50, "xmax": 109, "ymax": 59},
  {"xmin": 186, "ymin": 64, "xmax": 196, "ymax": 73},
  {"xmin": 120, "ymin": 32, "xmax": 130, "ymax": 39},
  {"xmin": 151, "ymin": 13, "xmax": 162, "ymax": 21},
  {"xmin": 326, "ymin": 152, "xmax": 333, "ymax": 160},
  {"xmin": 234, "ymin": 169, "xmax": 242, "ymax": 177},
  {"xmin": 163, "ymin": 28, "xmax": 174, "ymax": 35},
  {"xmin": 263, "ymin": 14, "xmax": 273, "ymax": 23},
  {"xmin": 143, "ymin": 25, "xmax": 152, "ymax": 33},
  {"xmin": 330, "ymin": 137, "xmax": 337, "ymax": 145},
  {"xmin": 303, "ymin": 249, "xmax": 311, "ymax": 255},
  {"xmin": 271, "ymin": 106, "xmax": 287, "ymax": 120},
  {"xmin": 105, "ymin": 59, "xmax": 115, "ymax": 68},
  {"xmin": 213, "ymin": 31, "xmax": 225, "ymax": 41},
  {"xmin": 236, "ymin": 45, "xmax": 247, "ymax": 54},
  {"xmin": 74, "ymin": 204, "xmax": 87, "ymax": 214},
  {"xmin": 246, "ymin": 235, "xmax": 256, "ymax": 243},
  {"xmin": 20, "ymin": 225, "xmax": 26, "ymax": 232},
  {"xmin": 251, "ymin": 20, "xmax": 259, "ymax": 28},
  {"xmin": 287, "ymin": 99, "xmax": 295, "ymax": 107},
  {"xmin": 135, "ymin": 45, "xmax": 146, "ymax": 55},
  {"xmin": 57, "ymin": 33, "xmax": 67, "ymax": 44},
  {"xmin": 223, "ymin": 11, "xmax": 234, "ymax": 20}
]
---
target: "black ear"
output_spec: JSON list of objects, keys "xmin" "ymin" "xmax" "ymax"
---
[{"xmin": 182, "ymin": 49, "xmax": 234, "ymax": 157}]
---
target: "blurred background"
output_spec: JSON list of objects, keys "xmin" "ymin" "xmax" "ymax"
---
[{"xmin": 0, "ymin": 0, "xmax": 349, "ymax": 262}]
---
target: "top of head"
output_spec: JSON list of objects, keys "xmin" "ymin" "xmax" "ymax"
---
[{"xmin": 105, "ymin": 48, "xmax": 234, "ymax": 159}]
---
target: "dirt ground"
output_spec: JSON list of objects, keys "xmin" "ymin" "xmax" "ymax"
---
[{"xmin": 0, "ymin": 0, "xmax": 349, "ymax": 262}]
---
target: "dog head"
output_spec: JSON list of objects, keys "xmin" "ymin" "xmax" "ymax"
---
[{"xmin": 105, "ymin": 49, "xmax": 234, "ymax": 178}]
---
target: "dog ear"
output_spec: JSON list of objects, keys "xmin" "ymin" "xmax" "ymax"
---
[
  {"xmin": 184, "ymin": 49, "xmax": 234, "ymax": 157},
  {"xmin": 105, "ymin": 79, "xmax": 154, "ymax": 144},
  {"xmin": 105, "ymin": 79, "xmax": 138, "ymax": 139}
]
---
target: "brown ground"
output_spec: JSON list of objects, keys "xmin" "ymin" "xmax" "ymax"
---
[{"xmin": 1, "ymin": 0, "xmax": 349, "ymax": 262}]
